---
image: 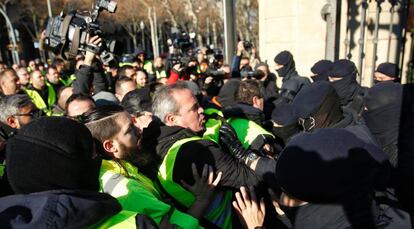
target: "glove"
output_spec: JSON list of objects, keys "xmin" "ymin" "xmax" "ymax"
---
[{"xmin": 218, "ymin": 121, "xmax": 249, "ymax": 160}]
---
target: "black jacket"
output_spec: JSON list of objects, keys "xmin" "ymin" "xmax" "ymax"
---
[
  {"xmin": 0, "ymin": 190, "xmax": 121, "ymax": 228},
  {"xmin": 280, "ymin": 71, "xmax": 310, "ymax": 102},
  {"xmin": 73, "ymin": 63, "xmax": 108, "ymax": 94},
  {"xmin": 280, "ymin": 197, "xmax": 411, "ymax": 229},
  {"xmin": 223, "ymin": 103, "xmax": 282, "ymax": 155},
  {"xmin": 142, "ymin": 121, "xmax": 261, "ymax": 189},
  {"xmin": 0, "ymin": 123, "xmax": 16, "ymax": 197}
]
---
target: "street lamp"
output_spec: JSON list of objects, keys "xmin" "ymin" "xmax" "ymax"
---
[
  {"xmin": 0, "ymin": 3, "xmax": 20, "ymax": 65},
  {"xmin": 140, "ymin": 21, "xmax": 145, "ymax": 50}
]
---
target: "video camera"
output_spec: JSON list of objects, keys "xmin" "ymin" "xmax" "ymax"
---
[
  {"xmin": 241, "ymin": 69, "xmax": 265, "ymax": 80},
  {"xmin": 44, "ymin": 0, "xmax": 118, "ymax": 64}
]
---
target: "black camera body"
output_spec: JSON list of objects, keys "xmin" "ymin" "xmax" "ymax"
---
[
  {"xmin": 205, "ymin": 68, "xmax": 226, "ymax": 78},
  {"xmin": 44, "ymin": 0, "xmax": 117, "ymax": 64},
  {"xmin": 241, "ymin": 70, "xmax": 265, "ymax": 80},
  {"xmin": 243, "ymin": 41, "xmax": 252, "ymax": 50}
]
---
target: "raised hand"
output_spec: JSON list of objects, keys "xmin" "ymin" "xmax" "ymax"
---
[
  {"xmin": 233, "ymin": 186, "xmax": 265, "ymax": 229},
  {"xmin": 181, "ymin": 163, "xmax": 222, "ymax": 202}
]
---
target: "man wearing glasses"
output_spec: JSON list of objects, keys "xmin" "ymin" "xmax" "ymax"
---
[{"xmin": 0, "ymin": 94, "xmax": 40, "ymax": 197}]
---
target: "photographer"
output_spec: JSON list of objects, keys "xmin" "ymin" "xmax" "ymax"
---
[
  {"xmin": 231, "ymin": 41, "xmax": 258, "ymax": 78},
  {"xmin": 72, "ymin": 35, "xmax": 108, "ymax": 95},
  {"xmin": 166, "ymin": 57, "xmax": 199, "ymax": 85}
]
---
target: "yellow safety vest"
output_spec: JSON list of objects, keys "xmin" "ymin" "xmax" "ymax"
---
[{"xmin": 99, "ymin": 160, "xmax": 202, "ymax": 229}]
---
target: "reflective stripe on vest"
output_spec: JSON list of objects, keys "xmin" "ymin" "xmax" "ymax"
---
[
  {"xmin": 44, "ymin": 81, "xmax": 57, "ymax": 107},
  {"xmin": 227, "ymin": 117, "xmax": 274, "ymax": 149},
  {"xmin": 0, "ymin": 162, "xmax": 5, "ymax": 178},
  {"xmin": 25, "ymin": 89, "xmax": 54, "ymax": 116},
  {"xmin": 143, "ymin": 61, "xmax": 153, "ymax": 74},
  {"xmin": 100, "ymin": 160, "xmax": 160, "ymax": 199},
  {"xmin": 60, "ymin": 74, "xmax": 76, "ymax": 86},
  {"xmin": 158, "ymin": 137, "xmax": 232, "ymax": 229},
  {"xmin": 203, "ymin": 108, "xmax": 224, "ymax": 143},
  {"xmin": 100, "ymin": 160, "xmax": 202, "ymax": 229},
  {"xmin": 94, "ymin": 210, "xmax": 138, "ymax": 228},
  {"xmin": 156, "ymin": 70, "xmax": 167, "ymax": 79}
]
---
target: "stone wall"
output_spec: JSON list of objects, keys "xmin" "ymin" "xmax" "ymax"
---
[{"xmin": 259, "ymin": 0, "xmax": 412, "ymax": 86}]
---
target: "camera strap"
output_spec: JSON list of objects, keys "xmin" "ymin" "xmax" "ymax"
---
[
  {"xmin": 59, "ymin": 15, "xmax": 73, "ymax": 59},
  {"xmin": 59, "ymin": 15, "xmax": 80, "ymax": 60},
  {"xmin": 68, "ymin": 27, "xmax": 80, "ymax": 59}
]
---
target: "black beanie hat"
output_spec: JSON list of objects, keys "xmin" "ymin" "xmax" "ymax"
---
[
  {"xmin": 6, "ymin": 117, "xmax": 101, "ymax": 194},
  {"xmin": 271, "ymin": 103, "xmax": 297, "ymax": 126},
  {"xmin": 292, "ymin": 81, "xmax": 335, "ymax": 118},
  {"xmin": 275, "ymin": 128, "xmax": 389, "ymax": 203},
  {"xmin": 217, "ymin": 79, "xmax": 240, "ymax": 107},
  {"xmin": 311, "ymin": 60, "xmax": 333, "ymax": 75},
  {"xmin": 274, "ymin": 51, "xmax": 293, "ymax": 65},
  {"xmin": 310, "ymin": 60, "xmax": 333, "ymax": 82},
  {"xmin": 375, "ymin": 62, "xmax": 399, "ymax": 79},
  {"xmin": 364, "ymin": 81, "xmax": 402, "ymax": 111},
  {"xmin": 329, "ymin": 59, "xmax": 357, "ymax": 78}
]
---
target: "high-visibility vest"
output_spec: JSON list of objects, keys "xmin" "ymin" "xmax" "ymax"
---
[
  {"xmin": 0, "ymin": 162, "xmax": 4, "ymax": 178},
  {"xmin": 227, "ymin": 117, "xmax": 274, "ymax": 150},
  {"xmin": 143, "ymin": 61, "xmax": 154, "ymax": 75},
  {"xmin": 99, "ymin": 160, "xmax": 202, "ymax": 229},
  {"xmin": 203, "ymin": 108, "xmax": 274, "ymax": 151},
  {"xmin": 156, "ymin": 69, "xmax": 167, "ymax": 79},
  {"xmin": 158, "ymin": 137, "xmax": 233, "ymax": 229},
  {"xmin": 202, "ymin": 107, "xmax": 224, "ymax": 144},
  {"xmin": 24, "ymin": 84, "xmax": 56, "ymax": 116},
  {"xmin": 94, "ymin": 210, "xmax": 139, "ymax": 228},
  {"xmin": 60, "ymin": 74, "xmax": 76, "ymax": 86}
]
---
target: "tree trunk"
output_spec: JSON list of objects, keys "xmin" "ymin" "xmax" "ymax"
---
[
  {"xmin": 212, "ymin": 22, "xmax": 217, "ymax": 48},
  {"xmin": 158, "ymin": 0, "xmax": 178, "ymax": 28},
  {"xmin": 124, "ymin": 25, "xmax": 137, "ymax": 50},
  {"xmin": 184, "ymin": 0, "xmax": 203, "ymax": 47},
  {"xmin": 153, "ymin": 8, "xmax": 159, "ymax": 58},
  {"xmin": 148, "ymin": 7, "xmax": 157, "ymax": 57}
]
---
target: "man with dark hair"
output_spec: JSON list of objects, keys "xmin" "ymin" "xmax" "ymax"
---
[
  {"xmin": 115, "ymin": 76, "xmax": 136, "ymax": 101},
  {"xmin": 25, "ymin": 70, "xmax": 55, "ymax": 115},
  {"xmin": 0, "ymin": 69, "xmax": 21, "ymax": 97},
  {"xmin": 121, "ymin": 88, "xmax": 153, "ymax": 130},
  {"xmin": 65, "ymin": 93, "xmax": 96, "ymax": 118},
  {"xmin": 46, "ymin": 66, "xmax": 64, "ymax": 96},
  {"xmin": 16, "ymin": 67, "xmax": 30, "ymax": 89},
  {"xmin": 83, "ymin": 105, "xmax": 211, "ymax": 228},
  {"xmin": 223, "ymin": 80, "xmax": 278, "ymax": 155},
  {"xmin": 136, "ymin": 69, "xmax": 148, "ymax": 88},
  {"xmin": 0, "ymin": 117, "xmax": 138, "ymax": 227},
  {"xmin": 254, "ymin": 62, "xmax": 279, "ymax": 104},
  {"xmin": 219, "ymin": 80, "xmax": 279, "ymax": 188},
  {"xmin": 118, "ymin": 65, "xmax": 137, "ymax": 82}
]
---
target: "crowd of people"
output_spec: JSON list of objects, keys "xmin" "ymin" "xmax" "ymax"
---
[{"xmin": 0, "ymin": 35, "xmax": 413, "ymax": 229}]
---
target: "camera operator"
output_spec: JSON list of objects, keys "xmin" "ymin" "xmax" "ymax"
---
[
  {"xmin": 253, "ymin": 62, "xmax": 280, "ymax": 119},
  {"xmin": 231, "ymin": 41, "xmax": 256, "ymax": 79},
  {"xmin": 166, "ymin": 57, "xmax": 199, "ymax": 85},
  {"xmin": 72, "ymin": 35, "xmax": 108, "ymax": 95}
]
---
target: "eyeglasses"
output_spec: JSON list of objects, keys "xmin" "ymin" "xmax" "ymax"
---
[
  {"xmin": 66, "ymin": 114, "xmax": 87, "ymax": 123},
  {"xmin": 13, "ymin": 109, "xmax": 42, "ymax": 118}
]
